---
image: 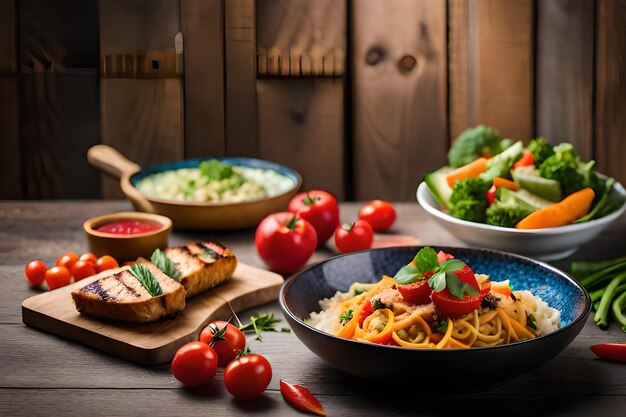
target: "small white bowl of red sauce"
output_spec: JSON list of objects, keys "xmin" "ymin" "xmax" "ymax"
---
[{"xmin": 83, "ymin": 212, "xmax": 172, "ymax": 262}]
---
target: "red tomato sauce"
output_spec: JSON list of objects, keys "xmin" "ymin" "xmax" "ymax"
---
[{"xmin": 96, "ymin": 219, "xmax": 162, "ymax": 235}]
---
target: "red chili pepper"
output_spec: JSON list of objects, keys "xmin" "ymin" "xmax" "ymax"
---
[
  {"xmin": 590, "ymin": 343, "xmax": 626, "ymax": 363},
  {"xmin": 280, "ymin": 380, "xmax": 326, "ymax": 416}
]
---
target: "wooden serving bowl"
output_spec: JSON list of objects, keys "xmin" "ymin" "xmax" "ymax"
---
[
  {"xmin": 87, "ymin": 145, "xmax": 302, "ymax": 230},
  {"xmin": 83, "ymin": 212, "xmax": 172, "ymax": 262}
]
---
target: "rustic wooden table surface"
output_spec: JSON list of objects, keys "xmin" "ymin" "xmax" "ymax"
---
[{"xmin": 1, "ymin": 201, "xmax": 625, "ymax": 416}]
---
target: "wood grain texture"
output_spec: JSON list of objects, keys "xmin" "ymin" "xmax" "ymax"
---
[
  {"xmin": 536, "ymin": 0, "xmax": 594, "ymax": 159},
  {"xmin": 22, "ymin": 262, "xmax": 283, "ymax": 364},
  {"xmin": 255, "ymin": 0, "xmax": 345, "ymax": 77},
  {"xmin": 257, "ymin": 79, "xmax": 345, "ymax": 199},
  {"xmin": 352, "ymin": 0, "xmax": 448, "ymax": 201},
  {"xmin": 225, "ymin": 0, "xmax": 258, "ymax": 157},
  {"xmin": 181, "ymin": 0, "xmax": 226, "ymax": 158},
  {"xmin": 1, "ymin": 201, "xmax": 626, "ymax": 415},
  {"xmin": 18, "ymin": 0, "xmax": 101, "ymax": 199},
  {"xmin": 595, "ymin": 0, "xmax": 626, "ymax": 185},
  {"xmin": 99, "ymin": 79, "xmax": 184, "ymax": 198},
  {"xmin": 449, "ymin": 0, "xmax": 534, "ymax": 141},
  {"xmin": 99, "ymin": 0, "xmax": 184, "ymax": 198}
]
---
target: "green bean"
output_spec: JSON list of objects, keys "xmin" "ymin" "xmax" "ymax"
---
[
  {"xmin": 590, "ymin": 283, "xmax": 626, "ymax": 303},
  {"xmin": 580, "ymin": 261, "xmax": 626, "ymax": 290},
  {"xmin": 572, "ymin": 256, "xmax": 626, "ymax": 280},
  {"xmin": 611, "ymin": 290, "xmax": 626, "ymax": 333},
  {"xmin": 594, "ymin": 272, "xmax": 626, "ymax": 329}
]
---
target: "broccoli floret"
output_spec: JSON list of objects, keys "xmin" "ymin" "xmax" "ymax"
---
[
  {"xmin": 448, "ymin": 125, "xmax": 511, "ymax": 168},
  {"xmin": 486, "ymin": 201, "xmax": 535, "ymax": 228},
  {"xmin": 538, "ymin": 143, "xmax": 594, "ymax": 196},
  {"xmin": 527, "ymin": 137, "xmax": 554, "ymax": 167},
  {"xmin": 449, "ymin": 178, "xmax": 491, "ymax": 222}
]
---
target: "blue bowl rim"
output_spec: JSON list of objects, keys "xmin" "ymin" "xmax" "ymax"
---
[
  {"xmin": 129, "ymin": 157, "xmax": 302, "ymax": 206},
  {"xmin": 280, "ymin": 245, "xmax": 592, "ymax": 353}
]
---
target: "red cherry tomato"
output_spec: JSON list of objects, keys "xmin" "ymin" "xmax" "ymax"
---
[
  {"xmin": 55, "ymin": 252, "xmax": 79, "ymax": 271},
  {"xmin": 45, "ymin": 266, "xmax": 71, "ymax": 290},
  {"xmin": 358, "ymin": 200, "xmax": 396, "ymax": 232},
  {"xmin": 71, "ymin": 260, "xmax": 97, "ymax": 281},
  {"xmin": 171, "ymin": 341, "xmax": 218, "ymax": 387},
  {"xmin": 288, "ymin": 190, "xmax": 340, "ymax": 246},
  {"xmin": 486, "ymin": 185, "xmax": 497, "ymax": 206},
  {"xmin": 397, "ymin": 280, "xmax": 432, "ymax": 305},
  {"xmin": 437, "ymin": 250, "xmax": 454, "ymax": 264},
  {"xmin": 255, "ymin": 212, "xmax": 317, "ymax": 275},
  {"xmin": 224, "ymin": 353, "xmax": 272, "ymax": 400},
  {"xmin": 199, "ymin": 320, "xmax": 246, "ymax": 367},
  {"xmin": 24, "ymin": 260, "xmax": 47, "ymax": 287},
  {"xmin": 79, "ymin": 252, "xmax": 98, "ymax": 266},
  {"xmin": 430, "ymin": 265, "xmax": 487, "ymax": 318},
  {"xmin": 334, "ymin": 220, "xmax": 374, "ymax": 253},
  {"xmin": 96, "ymin": 255, "xmax": 119, "ymax": 273},
  {"xmin": 358, "ymin": 300, "xmax": 374, "ymax": 327}
]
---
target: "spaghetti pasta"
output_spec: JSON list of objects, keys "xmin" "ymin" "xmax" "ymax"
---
[{"xmin": 307, "ymin": 253, "xmax": 561, "ymax": 350}]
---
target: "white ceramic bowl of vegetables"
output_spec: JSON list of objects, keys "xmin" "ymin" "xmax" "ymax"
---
[{"xmin": 417, "ymin": 126, "xmax": 626, "ymax": 261}]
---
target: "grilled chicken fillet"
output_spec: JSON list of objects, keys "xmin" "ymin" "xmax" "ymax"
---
[
  {"xmin": 71, "ymin": 261, "xmax": 186, "ymax": 323},
  {"xmin": 164, "ymin": 241, "xmax": 237, "ymax": 298}
]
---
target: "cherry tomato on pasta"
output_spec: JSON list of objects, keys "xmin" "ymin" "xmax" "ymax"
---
[
  {"xmin": 24, "ymin": 260, "xmax": 47, "ymax": 287},
  {"xmin": 199, "ymin": 320, "xmax": 246, "ymax": 367},
  {"xmin": 432, "ymin": 283, "xmax": 490, "ymax": 318},
  {"xmin": 45, "ymin": 266, "xmax": 71, "ymax": 290},
  {"xmin": 224, "ymin": 353, "xmax": 272, "ymax": 400},
  {"xmin": 171, "ymin": 341, "xmax": 218, "ymax": 387},
  {"xmin": 397, "ymin": 280, "xmax": 432, "ymax": 305},
  {"xmin": 334, "ymin": 220, "xmax": 373, "ymax": 254},
  {"xmin": 358, "ymin": 200, "xmax": 396, "ymax": 232}
]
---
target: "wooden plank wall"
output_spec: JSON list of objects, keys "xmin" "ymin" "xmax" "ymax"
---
[
  {"xmin": 0, "ymin": 0, "xmax": 20, "ymax": 199},
  {"xmin": 99, "ymin": 0, "xmax": 184, "ymax": 198},
  {"xmin": 595, "ymin": 0, "xmax": 626, "ymax": 183},
  {"xmin": 1, "ymin": 0, "xmax": 626, "ymax": 200},
  {"xmin": 448, "ymin": 0, "xmax": 534, "ymax": 141},
  {"xmin": 181, "ymin": 0, "xmax": 226, "ymax": 158},
  {"xmin": 18, "ymin": 0, "xmax": 101, "ymax": 199},
  {"xmin": 352, "ymin": 0, "xmax": 448, "ymax": 201},
  {"xmin": 536, "ymin": 0, "xmax": 594, "ymax": 160},
  {"xmin": 256, "ymin": 0, "xmax": 346, "ymax": 198}
]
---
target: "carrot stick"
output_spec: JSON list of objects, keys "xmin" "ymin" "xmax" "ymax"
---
[
  {"xmin": 445, "ymin": 158, "xmax": 489, "ymax": 188},
  {"xmin": 493, "ymin": 177, "xmax": 519, "ymax": 191},
  {"xmin": 516, "ymin": 188, "xmax": 595, "ymax": 229}
]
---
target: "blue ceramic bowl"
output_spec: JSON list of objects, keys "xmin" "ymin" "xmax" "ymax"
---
[{"xmin": 280, "ymin": 246, "xmax": 591, "ymax": 388}]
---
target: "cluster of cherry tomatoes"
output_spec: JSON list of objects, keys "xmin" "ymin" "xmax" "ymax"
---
[
  {"xmin": 24, "ymin": 252, "xmax": 119, "ymax": 290},
  {"xmin": 255, "ymin": 190, "xmax": 396, "ymax": 275},
  {"xmin": 172, "ymin": 320, "xmax": 272, "ymax": 400}
]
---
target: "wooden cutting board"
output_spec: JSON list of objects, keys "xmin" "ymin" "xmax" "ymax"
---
[{"xmin": 21, "ymin": 262, "xmax": 283, "ymax": 365}]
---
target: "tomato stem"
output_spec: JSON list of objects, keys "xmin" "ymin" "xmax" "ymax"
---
[
  {"xmin": 303, "ymin": 193, "xmax": 320, "ymax": 206},
  {"xmin": 286, "ymin": 213, "xmax": 299, "ymax": 230},
  {"xmin": 342, "ymin": 222, "xmax": 354, "ymax": 232}
]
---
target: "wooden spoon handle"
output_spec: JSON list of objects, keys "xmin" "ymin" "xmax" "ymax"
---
[{"xmin": 87, "ymin": 144, "xmax": 140, "ymax": 179}]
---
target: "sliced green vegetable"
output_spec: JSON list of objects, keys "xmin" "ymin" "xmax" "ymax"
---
[
  {"xmin": 479, "ymin": 141, "xmax": 523, "ymax": 181},
  {"xmin": 424, "ymin": 166, "xmax": 454, "ymax": 208},
  {"xmin": 511, "ymin": 166, "xmax": 562, "ymax": 202}
]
